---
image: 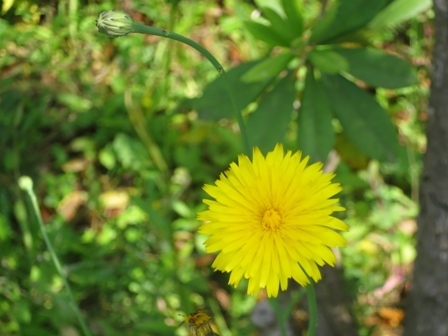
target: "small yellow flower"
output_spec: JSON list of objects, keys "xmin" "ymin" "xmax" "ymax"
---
[
  {"xmin": 181, "ymin": 309, "xmax": 217, "ymax": 336},
  {"xmin": 96, "ymin": 10, "xmax": 134, "ymax": 37},
  {"xmin": 198, "ymin": 144, "xmax": 348, "ymax": 298}
]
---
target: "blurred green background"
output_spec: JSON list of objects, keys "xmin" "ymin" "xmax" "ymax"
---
[{"xmin": 0, "ymin": 0, "xmax": 432, "ymax": 335}]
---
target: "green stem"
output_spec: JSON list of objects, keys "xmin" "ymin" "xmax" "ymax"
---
[
  {"xmin": 207, "ymin": 298, "xmax": 232, "ymax": 336},
  {"xmin": 268, "ymin": 297, "xmax": 288, "ymax": 336},
  {"xmin": 18, "ymin": 176, "xmax": 93, "ymax": 336},
  {"xmin": 131, "ymin": 21, "xmax": 251, "ymax": 155},
  {"xmin": 225, "ymin": 72, "xmax": 251, "ymax": 155},
  {"xmin": 132, "ymin": 22, "xmax": 222, "ymax": 72},
  {"xmin": 305, "ymin": 283, "xmax": 318, "ymax": 336}
]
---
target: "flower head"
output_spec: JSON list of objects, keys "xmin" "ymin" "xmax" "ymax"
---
[
  {"xmin": 181, "ymin": 309, "xmax": 216, "ymax": 336},
  {"xmin": 198, "ymin": 144, "xmax": 348, "ymax": 298},
  {"xmin": 96, "ymin": 10, "xmax": 134, "ymax": 37}
]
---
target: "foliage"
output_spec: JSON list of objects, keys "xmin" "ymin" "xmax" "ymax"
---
[
  {"xmin": 188, "ymin": 0, "xmax": 428, "ymax": 163},
  {"xmin": 0, "ymin": 0, "xmax": 431, "ymax": 335}
]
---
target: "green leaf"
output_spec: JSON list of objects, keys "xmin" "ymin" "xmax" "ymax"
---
[
  {"xmin": 113, "ymin": 133, "xmax": 149, "ymax": 171},
  {"xmin": 188, "ymin": 59, "xmax": 277, "ymax": 120},
  {"xmin": 244, "ymin": 20, "xmax": 291, "ymax": 47},
  {"xmin": 310, "ymin": 0, "xmax": 389, "ymax": 44},
  {"xmin": 298, "ymin": 69, "xmax": 334, "ymax": 163},
  {"xmin": 308, "ymin": 48, "xmax": 349, "ymax": 74},
  {"xmin": 308, "ymin": 4, "xmax": 338, "ymax": 44},
  {"xmin": 281, "ymin": 0, "xmax": 304, "ymax": 37},
  {"xmin": 333, "ymin": 47, "xmax": 418, "ymax": 88},
  {"xmin": 57, "ymin": 92, "xmax": 93, "ymax": 112},
  {"xmin": 132, "ymin": 197, "xmax": 172, "ymax": 241},
  {"xmin": 254, "ymin": 0, "xmax": 283, "ymax": 15},
  {"xmin": 2, "ymin": 0, "xmax": 15, "ymax": 14},
  {"xmin": 369, "ymin": 0, "xmax": 432, "ymax": 29},
  {"xmin": 246, "ymin": 72, "xmax": 296, "ymax": 153},
  {"xmin": 242, "ymin": 52, "xmax": 294, "ymax": 83},
  {"xmin": 322, "ymin": 74, "xmax": 399, "ymax": 162},
  {"xmin": 260, "ymin": 7, "xmax": 297, "ymax": 43}
]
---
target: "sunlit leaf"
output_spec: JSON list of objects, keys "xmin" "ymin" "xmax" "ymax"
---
[
  {"xmin": 310, "ymin": 0, "xmax": 389, "ymax": 44},
  {"xmin": 369, "ymin": 0, "xmax": 432, "ymax": 29},
  {"xmin": 333, "ymin": 47, "xmax": 418, "ymax": 88}
]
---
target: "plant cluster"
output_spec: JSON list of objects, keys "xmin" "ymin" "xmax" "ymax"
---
[{"xmin": 0, "ymin": 0, "xmax": 430, "ymax": 335}]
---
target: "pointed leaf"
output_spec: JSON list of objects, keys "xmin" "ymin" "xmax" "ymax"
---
[
  {"xmin": 242, "ymin": 52, "xmax": 294, "ymax": 83},
  {"xmin": 333, "ymin": 47, "xmax": 418, "ymax": 88},
  {"xmin": 281, "ymin": 0, "xmax": 304, "ymax": 37},
  {"xmin": 260, "ymin": 7, "xmax": 297, "ymax": 43},
  {"xmin": 187, "ymin": 59, "xmax": 276, "ymax": 120},
  {"xmin": 310, "ymin": 0, "xmax": 389, "ymax": 44},
  {"xmin": 244, "ymin": 20, "xmax": 291, "ymax": 47},
  {"xmin": 308, "ymin": 48, "xmax": 349, "ymax": 74},
  {"xmin": 246, "ymin": 72, "xmax": 296, "ymax": 153},
  {"xmin": 254, "ymin": 0, "xmax": 283, "ymax": 13},
  {"xmin": 369, "ymin": 0, "xmax": 432, "ymax": 29},
  {"xmin": 308, "ymin": 4, "xmax": 338, "ymax": 44},
  {"xmin": 322, "ymin": 74, "xmax": 399, "ymax": 162},
  {"xmin": 298, "ymin": 69, "xmax": 334, "ymax": 163}
]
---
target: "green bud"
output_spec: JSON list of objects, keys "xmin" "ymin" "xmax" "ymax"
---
[
  {"xmin": 96, "ymin": 10, "xmax": 134, "ymax": 37},
  {"xmin": 18, "ymin": 176, "xmax": 33, "ymax": 191}
]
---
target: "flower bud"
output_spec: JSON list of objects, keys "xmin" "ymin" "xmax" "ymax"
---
[{"xmin": 96, "ymin": 10, "xmax": 134, "ymax": 37}]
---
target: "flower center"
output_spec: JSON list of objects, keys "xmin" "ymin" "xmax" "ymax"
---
[{"xmin": 262, "ymin": 208, "xmax": 283, "ymax": 230}]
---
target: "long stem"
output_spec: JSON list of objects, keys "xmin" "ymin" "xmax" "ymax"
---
[
  {"xmin": 268, "ymin": 297, "xmax": 288, "ymax": 336},
  {"xmin": 18, "ymin": 176, "xmax": 93, "ymax": 336},
  {"xmin": 306, "ymin": 284, "xmax": 318, "ymax": 336},
  {"xmin": 132, "ymin": 22, "xmax": 223, "ymax": 72},
  {"xmin": 131, "ymin": 21, "xmax": 251, "ymax": 155}
]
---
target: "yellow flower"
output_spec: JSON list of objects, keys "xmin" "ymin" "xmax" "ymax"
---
[{"xmin": 198, "ymin": 144, "xmax": 348, "ymax": 298}]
